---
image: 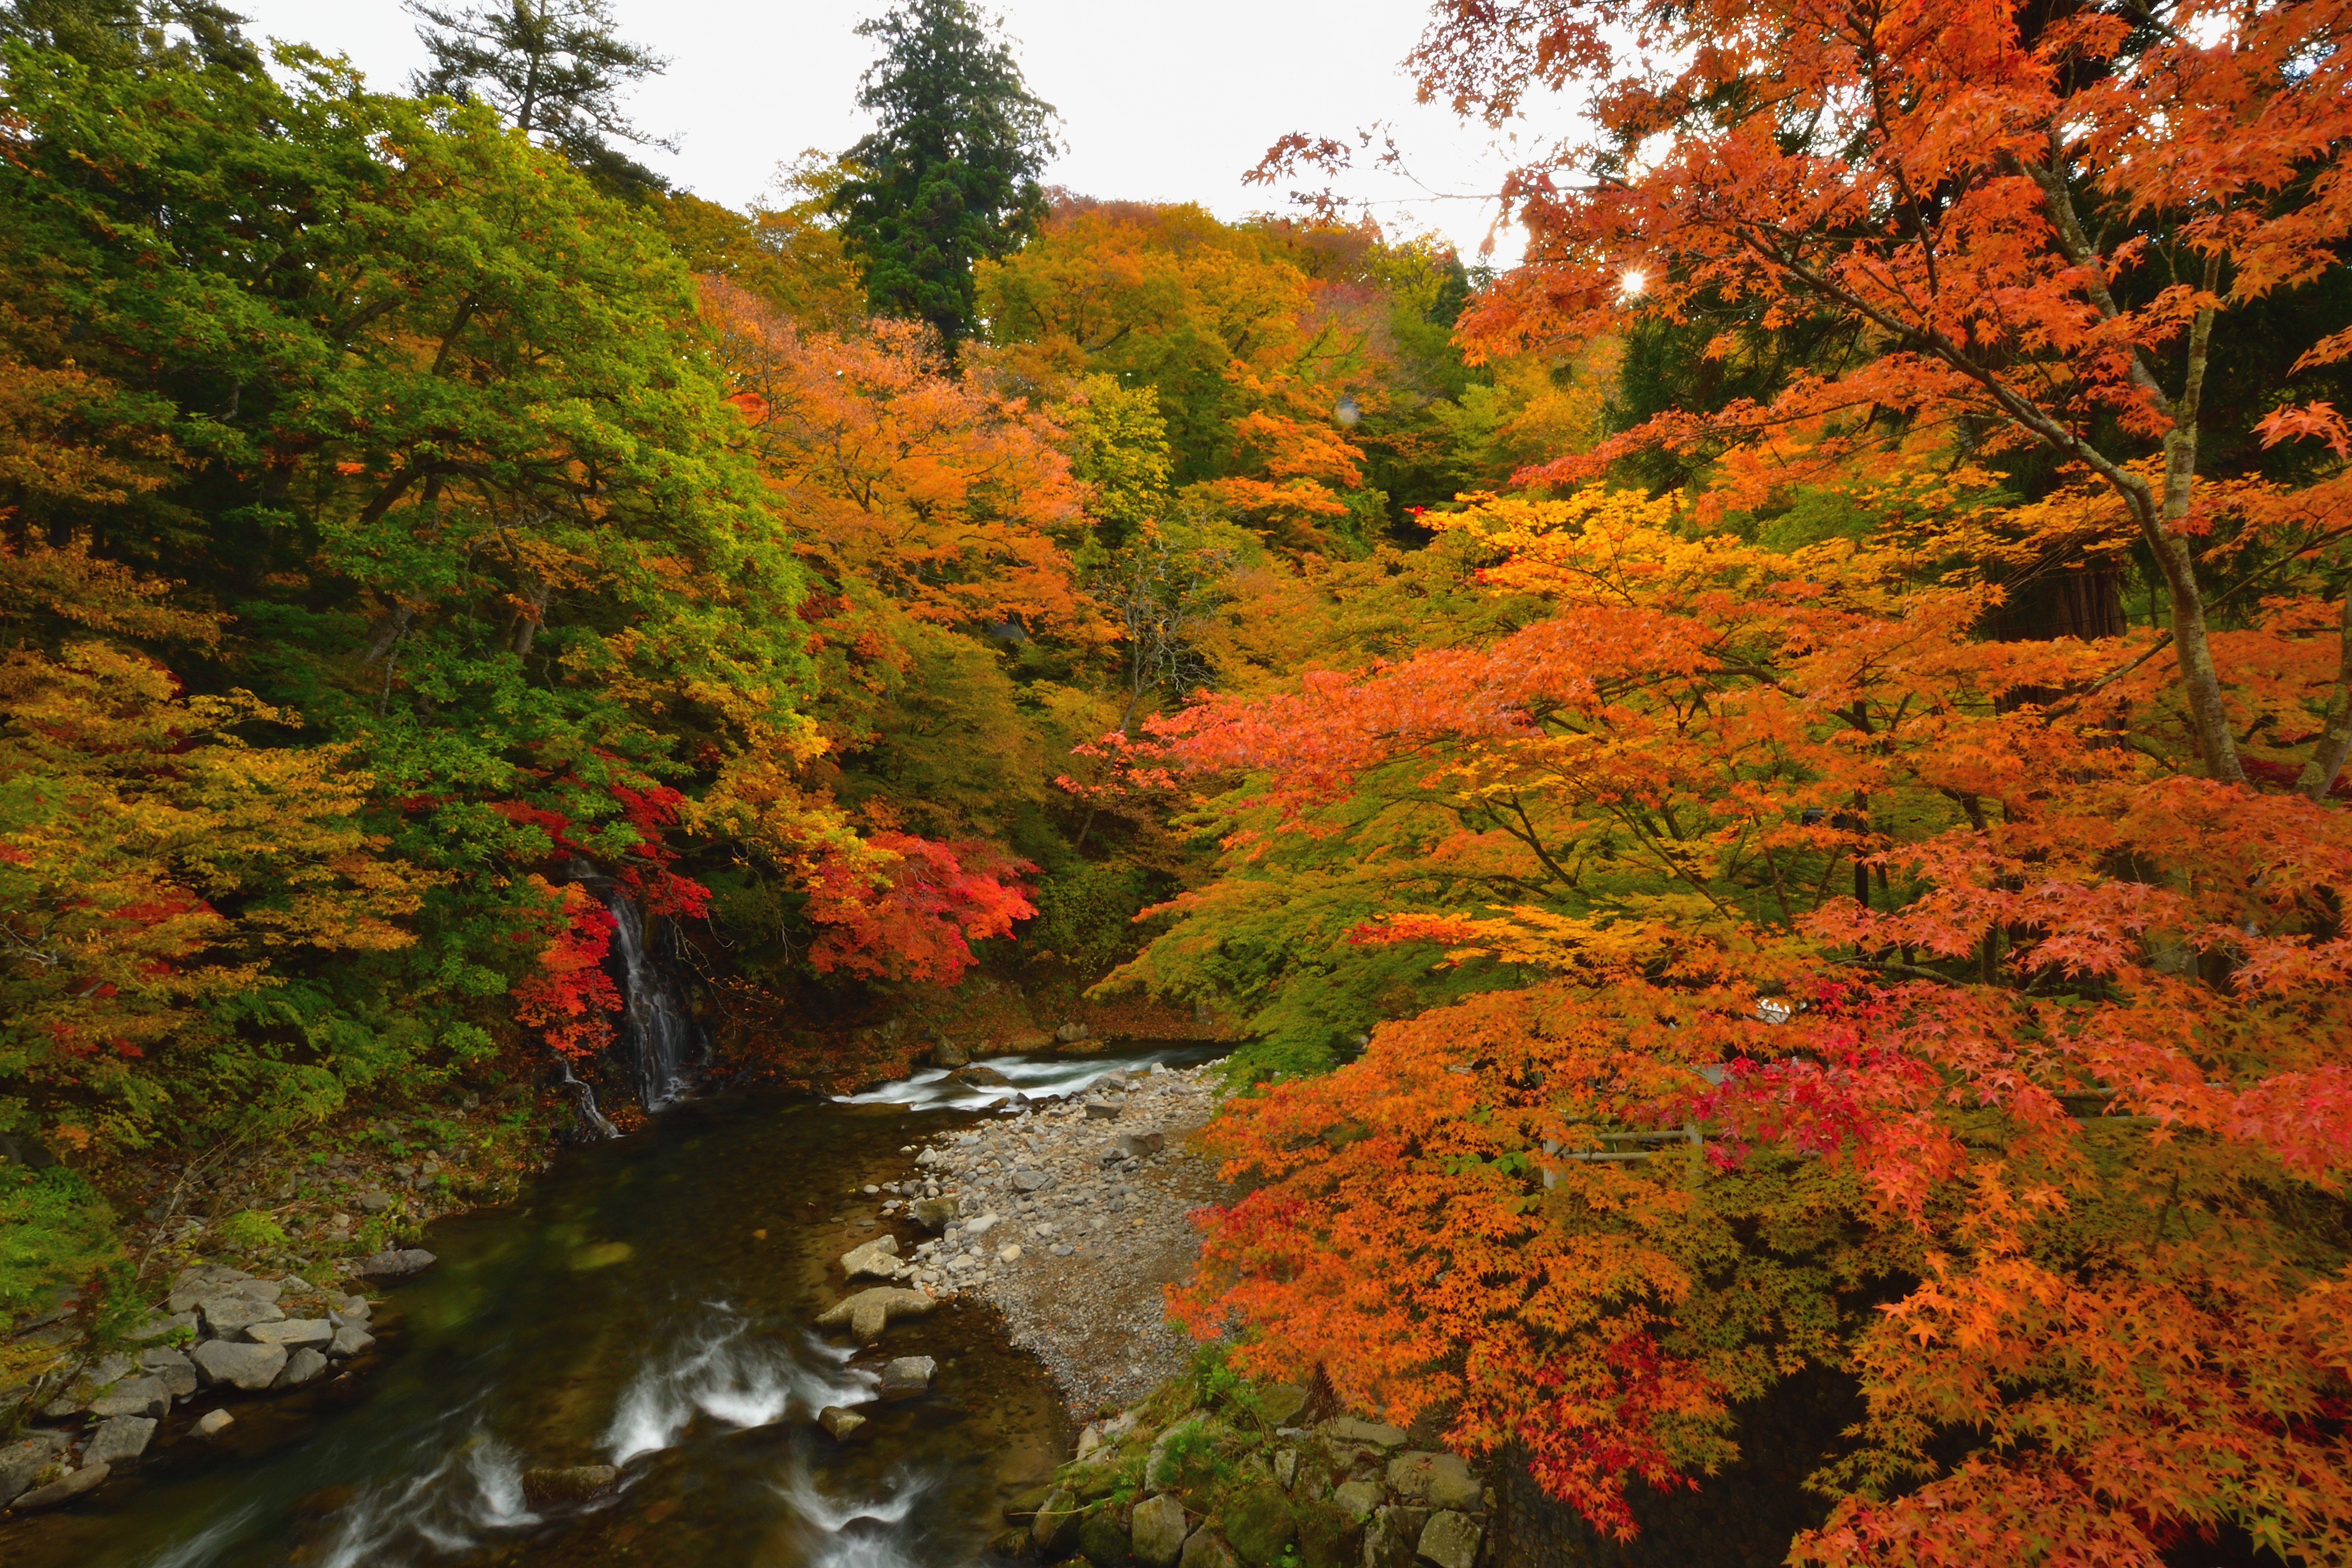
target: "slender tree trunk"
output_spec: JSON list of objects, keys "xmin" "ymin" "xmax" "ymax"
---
[{"xmin": 2299, "ymin": 588, "xmax": 2352, "ymax": 802}]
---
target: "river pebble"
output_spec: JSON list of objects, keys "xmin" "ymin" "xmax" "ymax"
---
[{"xmin": 896, "ymin": 1063, "xmax": 1230, "ymax": 1413}]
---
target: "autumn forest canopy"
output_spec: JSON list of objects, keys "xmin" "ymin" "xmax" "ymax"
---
[{"xmin": 6, "ymin": 0, "xmax": 2352, "ymax": 1561}]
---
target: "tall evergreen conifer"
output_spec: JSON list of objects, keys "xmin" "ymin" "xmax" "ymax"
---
[
  {"xmin": 406, "ymin": 0, "xmax": 674, "ymax": 196},
  {"xmin": 831, "ymin": 0, "xmax": 1057, "ymax": 351}
]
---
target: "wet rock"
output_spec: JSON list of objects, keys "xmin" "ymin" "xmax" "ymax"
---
[
  {"xmin": 1223, "ymin": 1484, "xmax": 1297, "ymax": 1566},
  {"xmin": 89, "ymin": 1375, "xmax": 168, "ymax": 1419},
  {"xmin": 84, "ymin": 1417, "xmax": 155, "ymax": 1466},
  {"xmin": 247, "ymin": 1318, "xmax": 333, "ymax": 1350},
  {"xmin": 955, "ymin": 1065, "xmax": 1013, "ymax": 1087},
  {"xmin": 839, "ymin": 1234, "xmax": 902, "ymax": 1280},
  {"xmin": 137, "ymin": 1346, "xmax": 199, "ymax": 1400},
  {"xmin": 932, "ymin": 1038, "xmax": 971, "ymax": 1069},
  {"xmin": 815, "ymin": 1286, "xmax": 937, "ymax": 1342},
  {"xmin": 1386, "ymin": 1451, "xmax": 1480, "ymax": 1511},
  {"xmin": 1331, "ymin": 1478, "xmax": 1384, "ymax": 1517},
  {"xmin": 1323, "ymin": 1415, "xmax": 1408, "ymax": 1448},
  {"xmin": 1114, "ymin": 1131, "xmax": 1166, "ymax": 1159},
  {"xmin": 1032, "ymin": 1486, "xmax": 1083, "ymax": 1553},
  {"xmin": 1416, "ymin": 1510, "xmax": 1481, "ymax": 1568},
  {"xmin": 9, "ymin": 1461, "xmax": 106, "ymax": 1511},
  {"xmin": 276, "ymin": 1348, "xmax": 329, "ymax": 1387},
  {"xmin": 1082, "ymin": 1097, "xmax": 1124, "ymax": 1120},
  {"xmin": 1078, "ymin": 1506, "xmax": 1134, "ymax": 1565},
  {"xmin": 818, "ymin": 1405, "xmax": 867, "ymax": 1439},
  {"xmin": 348, "ymin": 1248, "xmax": 436, "ymax": 1283},
  {"xmin": 200, "ymin": 1295, "xmax": 286, "ymax": 1339},
  {"xmin": 1361, "ymin": 1506, "xmax": 1426, "ymax": 1568},
  {"xmin": 0, "ymin": 1433, "xmax": 69, "ymax": 1507},
  {"xmin": 908, "ymin": 1197, "xmax": 958, "ymax": 1231},
  {"xmin": 1178, "ymin": 1528, "xmax": 1239, "ymax": 1568},
  {"xmin": 879, "ymin": 1356, "xmax": 936, "ymax": 1397},
  {"xmin": 329, "ymin": 1323, "xmax": 375, "ymax": 1358},
  {"xmin": 1131, "ymin": 1491, "xmax": 1192, "ymax": 1566},
  {"xmin": 520, "ymin": 1465, "xmax": 619, "ymax": 1507},
  {"xmin": 195, "ymin": 1409, "xmax": 234, "ymax": 1438},
  {"xmin": 987, "ymin": 1525, "xmax": 1032, "ymax": 1556},
  {"xmin": 191, "ymin": 1339, "xmax": 287, "ymax": 1391}
]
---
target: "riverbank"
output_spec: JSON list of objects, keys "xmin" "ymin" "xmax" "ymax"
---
[{"xmin": 879, "ymin": 1059, "xmax": 1232, "ymax": 1416}]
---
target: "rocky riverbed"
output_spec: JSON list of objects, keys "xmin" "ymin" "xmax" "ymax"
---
[
  {"xmin": 0, "ymin": 1252, "xmax": 417, "ymax": 1515},
  {"xmin": 833, "ymin": 1059, "xmax": 1232, "ymax": 1416}
]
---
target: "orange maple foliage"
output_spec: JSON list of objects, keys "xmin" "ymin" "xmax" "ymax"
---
[
  {"xmin": 1146, "ymin": 486, "xmax": 2352, "ymax": 1563},
  {"xmin": 699, "ymin": 275, "xmax": 1102, "ymax": 641},
  {"xmin": 1258, "ymin": 0, "xmax": 2352, "ymax": 789}
]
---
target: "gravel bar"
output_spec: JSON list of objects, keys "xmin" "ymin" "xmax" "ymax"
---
[{"xmin": 879, "ymin": 1062, "xmax": 1230, "ymax": 1416}]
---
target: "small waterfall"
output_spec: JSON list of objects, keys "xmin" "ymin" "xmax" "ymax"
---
[{"xmin": 607, "ymin": 893, "xmax": 702, "ymax": 1111}]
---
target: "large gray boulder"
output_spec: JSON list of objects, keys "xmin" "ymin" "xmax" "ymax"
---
[
  {"xmin": 1324, "ymin": 1415, "xmax": 1407, "ymax": 1448},
  {"xmin": 199, "ymin": 1295, "xmax": 285, "ymax": 1339},
  {"xmin": 1417, "ymin": 1511, "xmax": 1483, "ymax": 1568},
  {"xmin": 167, "ymin": 1264, "xmax": 253, "ymax": 1313},
  {"xmin": 347, "ymin": 1248, "xmax": 436, "ymax": 1283},
  {"xmin": 247, "ymin": 1318, "xmax": 332, "ymax": 1349},
  {"xmin": 1386, "ymin": 1451, "xmax": 1481, "ymax": 1511},
  {"xmin": 1362, "ymin": 1506, "xmax": 1426, "ymax": 1568},
  {"xmin": 125, "ymin": 1308, "xmax": 196, "ymax": 1343},
  {"xmin": 8, "ymin": 1461, "xmax": 107, "ymax": 1511},
  {"xmin": 192, "ymin": 1339, "xmax": 287, "ymax": 1391},
  {"xmin": 1331, "ymin": 1478, "xmax": 1384, "ymax": 1517},
  {"xmin": 814, "ymin": 1287, "xmax": 935, "ymax": 1342},
  {"xmin": 84, "ymin": 1417, "xmax": 155, "ymax": 1466},
  {"xmin": 1178, "ymin": 1529, "xmax": 1239, "ymax": 1568},
  {"xmin": 137, "ymin": 1347, "xmax": 199, "ymax": 1400},
  {"xmin": 1032, "ymin": 1486, "xmax": 1083, "ymax": 1554},
  {"xmin": 838, "ymin": 1235, "xmax": 901, "ymax": 1280},
  {"xmin": 879, "ymin": 1356, "xmax": 935, "ymax": 1397},
  {"xmin": 276, "ymin": 1348, "xmax": 329, "ymax": 1388},
  {"xmin": 329, "ymin": 1323, "xmax": 376, "ymax": 1358},
  {"xmin": 1130, "ymin": 1491, "xmax": 1192, "ymax": 1567},
  {"xmin": 0, "ymin": 1433, "xmax": 69, "ymax": 1508},
  {"xmin": 89, "ymin": 1375, "xmax": 167, "ymax": 1419}
]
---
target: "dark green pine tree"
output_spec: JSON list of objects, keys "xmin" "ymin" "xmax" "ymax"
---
[
  {"xmin": 0, "ymin": 0, "xmax": 259, "ymax": 72},
  {"xmin": 832, "ymin": 0, "xmax": 1058, "ymax": 352},
  {"xmin": 404, "ymin": 0, "xmax": 675, "ymax": 198}
]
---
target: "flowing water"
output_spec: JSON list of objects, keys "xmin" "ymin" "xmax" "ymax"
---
[
  {"xmin": 0, "ymin": 1045, "xmax": 1223, "ymax": 1568},
  {"xmin": 606, "ymin": 895, "xmax": 701, "ymax": 1113}
]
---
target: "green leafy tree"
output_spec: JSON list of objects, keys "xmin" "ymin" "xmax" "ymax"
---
[
  {"xmin": 0, "ymin": 0, "xmax": 256, "ymax": 72},
  {"xmin": 831, "ymin": 0, "xmax": 1057, "ymax": 350},
  {"xmin": 405, "ymin": 0, "xmax": 675, "ymax": 196}
]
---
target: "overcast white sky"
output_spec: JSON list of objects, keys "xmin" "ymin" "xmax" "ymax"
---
[{"xmin": 231, "ymin": 0, "xmax": 1527, "ymax": 261}]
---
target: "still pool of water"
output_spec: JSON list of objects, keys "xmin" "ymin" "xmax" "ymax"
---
[{"xmin": 0, "ymin": 1044, "xmax": 1224, "ymax": 1568}]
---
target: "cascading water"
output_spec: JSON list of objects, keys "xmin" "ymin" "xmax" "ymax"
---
[{"xmin": 605, "ymin": 892, "xmax": 701, "ymax": 1112}]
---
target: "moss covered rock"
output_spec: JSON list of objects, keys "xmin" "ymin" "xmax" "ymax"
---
[
  {"xmin": 1293, "ymin": 1497, "xmax": 1366, "ymax": 1568},
  {"xmin": 1034, "ymin": 1487, "xmax": 1083, "ymax": 1554},
  {"xmin": 1222, "ymin": 1485, "xmax": 1296, "ymax": 1568},
  {"xmin": 1078, "ymin": 1506, "xmax": 1134, "ymax": 1565}
]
